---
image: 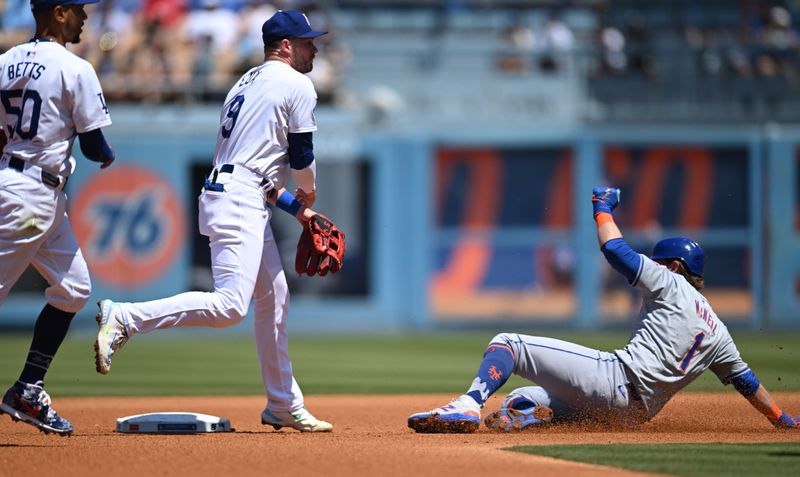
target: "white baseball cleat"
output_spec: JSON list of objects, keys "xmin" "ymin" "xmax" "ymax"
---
[
  {"xmin": 261, "ymin": 407, "xmax": 333, "ymax": 432},
  {"xmin": 94, "ymin": 299, "xmax": 129, "ymax": 375},
  {"xmin": 407, "ymin": 394, "xmax": 481, "ymax": 433}
]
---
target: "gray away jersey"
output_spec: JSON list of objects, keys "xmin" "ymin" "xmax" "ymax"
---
[
  {"xmin": 614, "ymin": 256, "xmax": 750, "ymax": 419},
  {"xmin": 0, "ymin": 40, "xmax": 111, "ymax": 177}
]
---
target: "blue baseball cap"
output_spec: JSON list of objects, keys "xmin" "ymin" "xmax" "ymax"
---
[
  {"xmin": 261, "ymin": 10, "xmax": 327, "ymax": 44},
  {"xmin": 31, "ymin": 0, "xmax": 101, "ymax": 10}
]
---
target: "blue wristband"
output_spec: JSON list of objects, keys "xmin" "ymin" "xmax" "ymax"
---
[{"xmin": 276, "ymin": 191, "xmax": 302, "ymax": 216}]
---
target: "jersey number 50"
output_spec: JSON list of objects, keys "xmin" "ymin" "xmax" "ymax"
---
[{"xmin": 1, "ymin": 89, "xmax": 42, "ymax": 140}]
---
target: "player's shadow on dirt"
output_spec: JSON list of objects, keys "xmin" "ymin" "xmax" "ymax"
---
[
  {"xmin": 233, "ymin": 430, "xmax": 301, "ymax": 435},
  {"xmin": 768, "ymin": 451, "xmax": 800, "ymax": 457},
  {"xmin": 0, "ymin": 443, "xmax": 52, "ymax": 448}
]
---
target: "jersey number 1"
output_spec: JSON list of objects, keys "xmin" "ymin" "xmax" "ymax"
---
[
  {"xmin": 1, "ymin": 89, "xmax": 42, "ymax": 140},
  {"xmin": 679, "ymin": 332, "xmax": 706, "ymax": 373}
]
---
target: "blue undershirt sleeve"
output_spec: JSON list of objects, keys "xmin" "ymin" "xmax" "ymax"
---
[
  {"xmin": 287, "ymin": 132, "xmax": 314, "ymax": 169},
  {"xmin": 78, "ymin": 129, "xmax": 114, "ymax": 163},
  {"xmin": 600, "ymin": 237, "xmax": 642, "ymax": 284},
  {"xmin": 729, "ymin": 369, "xmax": 760, "ymax": 397}
]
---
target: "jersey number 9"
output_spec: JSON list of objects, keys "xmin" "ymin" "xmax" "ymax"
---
[{"xmin": 220, "ymin": 95, "xmax": 245, "ymax": 139}]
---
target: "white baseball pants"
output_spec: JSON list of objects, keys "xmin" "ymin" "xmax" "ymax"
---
[
  {"xmin": 115, "ymin": 169, "xmax": 304, "ymax": 412},
  {"xmin": 0, "ymin": 164, "xmax": 91, "ymax": 313}
]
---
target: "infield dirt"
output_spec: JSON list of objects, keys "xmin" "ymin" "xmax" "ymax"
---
[{"xmin": 1, "ymin": 392, "xmax": 799, "ymax": 477}]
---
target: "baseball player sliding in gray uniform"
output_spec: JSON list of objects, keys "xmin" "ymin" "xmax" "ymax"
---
[
  {"xmin": 0, "ymin": 0, "xmax": 115, "ymax": 436},
  {"xmin": 93, "ymin": 10, "xmax": 336, "ymax": 432},
  {"xmin": 409, "ymin": 187, "xmax": 800, "ymax": 433}
]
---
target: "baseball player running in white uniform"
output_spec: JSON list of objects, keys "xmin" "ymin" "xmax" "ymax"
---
[
  {"xmin": 409, "ymin": 187, "xmax": 800, "ymax": 433},
  {"xmin": 0, "ymin": 0, "xmax": 115, "ymax": 436},
  {"xmin": 93, "ymin": 10, "xmax": 336, "ymax": 432}
]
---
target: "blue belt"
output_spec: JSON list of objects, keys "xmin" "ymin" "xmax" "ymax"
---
[{"xmin": 7, "ymin": 157, "xmax": 67, "ymax": 188}]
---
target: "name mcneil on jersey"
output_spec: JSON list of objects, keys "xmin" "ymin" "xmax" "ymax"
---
[
  {"xmin": 7, "ymin": 61, "xmax": 46, "ymax": 80},
  {"xmin": 695, "ymin": 299, "xmax": 718, "ymax": 336}
]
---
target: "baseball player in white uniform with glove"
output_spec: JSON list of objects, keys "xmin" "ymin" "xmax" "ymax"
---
[
  {"xmin": 94, "ymin": 10, "xmax": 345, "ymax": 432},
  {"xmin": 409, "ymin": 187, "xmax": 799, "ymax": 433},
  {"xmin": 0, "ymin": 0, "xmax": 115, "ymax": 436}
]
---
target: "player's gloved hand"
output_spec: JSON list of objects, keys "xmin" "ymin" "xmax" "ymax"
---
[
  {"xmin": 774, "ymin": 412, "xmax": 800, "ymax": 429},
  {"xmin": 295, "ymin": 213, "xmax": 346, "ymax": 276},
  {"xmin": 592, "ymin": 187, "xmax": 620, "ymax": 215}
]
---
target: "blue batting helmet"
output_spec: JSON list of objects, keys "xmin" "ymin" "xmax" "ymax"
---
[{"xmin": 650, "ymin": 237, "xmax": 705, "ymax": 277}]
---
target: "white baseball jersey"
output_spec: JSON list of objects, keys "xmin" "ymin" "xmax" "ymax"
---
[
  {"xmin": 212, "ymin": 60, "xmax": 317, "ymax": 189},
  {"xmin": 615, "ymin": 256, "xmax": 749, "ymax": 418},
  {"xmin": 0, "ymin": 40, "xmax": 111, "ymax": 176},
  {"xmin": 109, "ymin": 58, "xmax": 322, "ymax": 415}
]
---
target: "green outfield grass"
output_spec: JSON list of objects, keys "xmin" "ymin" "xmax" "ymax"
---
[
  {"xmin": 508, "ymin": 443, "xmax": 800, "ymax": 477},
  {"xmin": 0, "ymin": 331, "xmax": 797, "ymax": 396}
]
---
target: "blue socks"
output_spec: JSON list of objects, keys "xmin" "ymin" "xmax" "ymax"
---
[{"xmin": 466, "ymin": 342, "xmax": 515, "ymax": 406}]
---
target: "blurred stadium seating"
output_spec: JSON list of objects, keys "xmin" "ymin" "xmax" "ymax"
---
[
  {"xmin": 2, "ymin": 1, "xmax": 799, "ymax": 331},
  {"xmin": 3, "ymin": 0, "xmax": 798, "ymax": 122}
]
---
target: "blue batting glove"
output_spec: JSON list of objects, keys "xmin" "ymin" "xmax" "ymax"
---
[
  {"xmin": 592, "ymin": 187, "xmax": 620, "ymax": 215},
  {"xmin": 774, "ymin": 412, "xmax": 799, "ymax": 429}
]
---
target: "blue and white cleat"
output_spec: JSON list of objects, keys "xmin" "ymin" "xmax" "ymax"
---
[
  {"xmin": 261, "ymin": 407, "xmax": 333, "ymax": 432},
  {"xmin": 408, "ymin": 395, "xmax": 481, "ymax": 433},
  {"xmin": 483, "ymin": 405, "xmax": 553, "ymax": 432},
  {"xmin": 94, "ymin": 299, "xmax": 129, "ymax": 375},
  {"xmin": 0, "ymin": 380, "xmax": 73, "ymax": 436}
]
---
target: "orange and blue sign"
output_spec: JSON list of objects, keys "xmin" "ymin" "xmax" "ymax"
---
[{"xmin": 73, "ymin": 165, "xmax": 186, "ymax": 288}]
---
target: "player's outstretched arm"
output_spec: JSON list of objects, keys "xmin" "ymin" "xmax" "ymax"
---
[
  {"xmin": 731, "ymin": 370, "xmax": 799, "ymax": 429},
  {"xmin": 592, "ymin": 187, "xmax": 641, "ymax": 284}
]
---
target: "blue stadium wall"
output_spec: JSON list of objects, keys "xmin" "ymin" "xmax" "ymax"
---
[{"xmin": 2, "ymin": 107, "xmax": 798, "ymax": 331}]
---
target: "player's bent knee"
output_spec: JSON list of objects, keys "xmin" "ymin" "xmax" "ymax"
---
[
  {"xmin": 75, "ymin": 279, "xmax": 92, "ymax": 308},
  {"xmin": 45, "ymin": 278, "xmax": 91, "ymax": 313},
  {"xmin": 490, "ymin": 332, "xmax": 515, "ymax": 346},
  {"xmin": 212, "ymin": 291, "xmax": 250, "ymax": 326},
  {"xmin": 503, "ymin": 386, "xmax": 551, "ymax": 410},
  {"xmin": 208, "ymin": 308, "xmax": 248, "ymax": 327},
  {"xmin": 223, "ymin": 304, "xmax": 249, "ymax": 326}
]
